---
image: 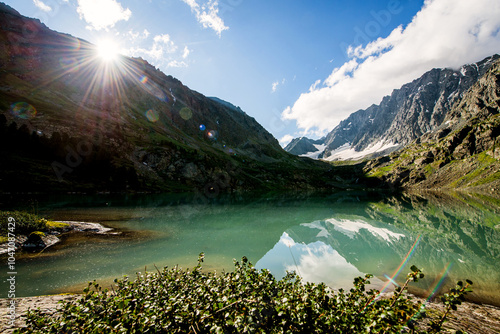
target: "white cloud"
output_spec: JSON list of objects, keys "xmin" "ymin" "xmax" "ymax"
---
[
  {"xmin": 127, "ymin": 34, "xmax": 177, "ymax": 60},
  {"xmin": 33, "ymin": 0, "xmax": 52, "ymax": 12},
  {"xmin": 182, "ymin": 0, "xmax": 228, "ymax": 37},
  {"xmin": 182, "ymin": 46, "xmax": 190, "ymax": 59},
  {"xmin": 309, "ymin": 79, "xmax": 321, "ymax": 92},
  {"xmin": 153, "ymin": 34, "xmax": 177, "ymax": 53},
  {"xmin": 279, "ymin": 232, "xmax": 296, "ymax": 247},
  {"xmin": 168, "ymin": 60, "xmax": 188, "ymax": 68},
  {"xmin": 282, "ymin": 0, "xmax": 500, "ymax": 134},
  {"xmin": 324, "ymin": 59, "xmax": 359, "ymax": 87},
  {"xmin": 128, "ymin": 30, "xmax": 139, "ymax": 40},
  {"xmin": 279, "ymin": 134, "xmax": 294, "ymax": 147},
  {"xmin": 271, "ymin": 78, "xmax": 286, "ymax": 93},
  {"xmin": 77, "ymin": 0, "xmax": 131, "ymax": 31},
  {"xmin": 127, "ymin": 29, "xmax": 150, "ymax": 41},
  {"xmin": 284, "ymin": 242, "xmax": 364, "ymax": 289},
  {"xmin": 271, "ymin": 81, "xmax": 279, "ymax": 93},
  {"xmin": 125, "ymin": 34, "xmax": 191, "ymax": 69}
]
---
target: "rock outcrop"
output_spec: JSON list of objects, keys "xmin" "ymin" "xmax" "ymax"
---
[
  {"xmin": 364, "ymin": 58, "xmax": 500, "ymax": 191},
  {"xmin": 284, "ymin": 137, "xmax": 324, "ymax": 156}
]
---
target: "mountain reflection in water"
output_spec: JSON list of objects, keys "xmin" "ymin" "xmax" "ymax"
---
[{"xmin": 1, "ymin": 191, "xmax": 499, "ymax": 306}]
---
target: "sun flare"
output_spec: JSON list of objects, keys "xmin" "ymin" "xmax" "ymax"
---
[{"xmin": 96, "ymin": 39, "xmax": 120, "ymax": 62}]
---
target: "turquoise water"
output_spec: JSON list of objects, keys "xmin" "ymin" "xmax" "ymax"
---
[{"xmin": 1, "ymin": 191, "xmax": 499, "ymax": 306}]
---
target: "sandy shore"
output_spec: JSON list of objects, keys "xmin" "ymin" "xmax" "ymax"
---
[
  {"xmin": 0, "ymin": 294, "xmax": 79, "ymax": 333},
  {"xmin": 1, "ymin": 294, "xmax": 499, "ymax": 333}
]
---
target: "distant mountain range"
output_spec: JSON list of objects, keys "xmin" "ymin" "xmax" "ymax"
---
[
  {"xmin": 285, "ymin": 55, "xmax": 499, "ymax": 161},
  {"xmin": 1, "ymin": 1, "xmax": 499, "ymax": 194}
]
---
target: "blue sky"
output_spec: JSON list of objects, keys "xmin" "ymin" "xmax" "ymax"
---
[{"xmin": 4, "ymin": 0, "xmax": 500, "ymax": 146}]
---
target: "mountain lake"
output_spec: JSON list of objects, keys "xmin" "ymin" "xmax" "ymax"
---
[{"xmin": 1, "ymin": 191, "xmax": 499, "ymax": 307}]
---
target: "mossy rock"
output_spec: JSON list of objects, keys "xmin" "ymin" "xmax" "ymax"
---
[
  {"xmin": 23, "ymin": 231, "xmax": 47, "ymax": 249},
  {"xmin": 45, "ymin": 221, "xmax": 70, "ymax": 230}
]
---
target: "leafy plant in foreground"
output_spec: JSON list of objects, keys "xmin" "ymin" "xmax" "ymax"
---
[{"xmin": 16, "ymin": 254, "xmax": 472, "ymax": 333}]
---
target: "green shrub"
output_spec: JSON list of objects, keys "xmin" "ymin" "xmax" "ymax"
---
[
  {"xmin": 17, "ymin": 255, "xmax": 471, "ymax": 334},
  {"xmin": 0, "ymin": 211, "xmax": 47, "ymax": 236}
]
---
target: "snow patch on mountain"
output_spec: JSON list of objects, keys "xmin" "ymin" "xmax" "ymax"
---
[
  {"xmin": 300, "ymin": 144, "xmax": 326, "ymax": 159},
  {"xmin": 323, "ymin": 141, "xmax": 399, "ymax": 161}
]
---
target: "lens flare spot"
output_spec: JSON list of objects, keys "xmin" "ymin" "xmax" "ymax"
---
[
  {"xmin": 68, "ymin": 36, "xmax": 81, "ymax": 50},
  {"xmin": 10, "ymin": 102, "xmax": 37, "ymax": 119},
  {"xmin": 199, "ymin": 124, "xmax": 206, "ymax": 131},
  {"xmin": 137, "ymin": 74, "xmax": 168, "ymax": 102},
  {"xmin": 207, "ymin": 130, "xmax": 217, "ymax": 140},
  {"xmin": 179, "ymin": 107, "xmax": 192, "ymax": 120},
  {"xmin": 426, "ymin": 263, "xmax": 453, "ymax": 302},
  {"xmin": 145, "ymin": 109, "xmax": 159, "ymax": 122},
  {"xmin": 224, "ymin": 146, "xmax": 235, "ymax": 155}
]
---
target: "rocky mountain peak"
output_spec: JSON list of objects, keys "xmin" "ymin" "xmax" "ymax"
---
[
  {"xmin": 285, "ymin": 55, "xmax": 499, "ymax": 161},
  {"xmin": 284, "ymin": 137, "xmax": 324, "ymax": 156},
  {"xmin": 364, "ymin": 57, "xmax": 500, "ymax": 191}
]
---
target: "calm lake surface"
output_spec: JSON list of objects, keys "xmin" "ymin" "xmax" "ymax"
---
[{"xmin": 1, "ymin": 191, "xmax": 499, "ymax": 306}]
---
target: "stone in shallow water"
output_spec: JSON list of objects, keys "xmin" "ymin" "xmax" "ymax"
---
[{"xmin": 22, "ymin": 232, "xmax": 46, "ymax": 249}]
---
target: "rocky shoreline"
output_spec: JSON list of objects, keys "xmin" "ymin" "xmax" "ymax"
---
[
  {"xmin": 0, "ymin": 294, "xmax": 78, "ymax": 333},
  {"xmin": 412, "ymin": 297, "xmax": 500, "ymax": 333},
  {"xmin": 0, "ymin": 221, "xmax": 115, "ymax": 255}
]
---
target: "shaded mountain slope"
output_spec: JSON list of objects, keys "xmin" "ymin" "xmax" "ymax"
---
[{"xmin": 0, "ymin": 3, "xmax": 349, "ymax": 193}]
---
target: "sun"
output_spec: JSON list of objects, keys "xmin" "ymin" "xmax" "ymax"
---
[{"xmin": 96, "ymin": 39, "xmax": 120, "ymax": 62}]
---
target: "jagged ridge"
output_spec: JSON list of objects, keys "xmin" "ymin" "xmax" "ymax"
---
[
  {"xmin": 364, "ymin": 57, "xmax": 500, "ymax": 191},
  {"xmin": 285, "ymin": 55, "xmax": 499, "ymax": 161},
  {"xmin": 284, "ymin": 137, "xmax": 324, "ymax": 156}
]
